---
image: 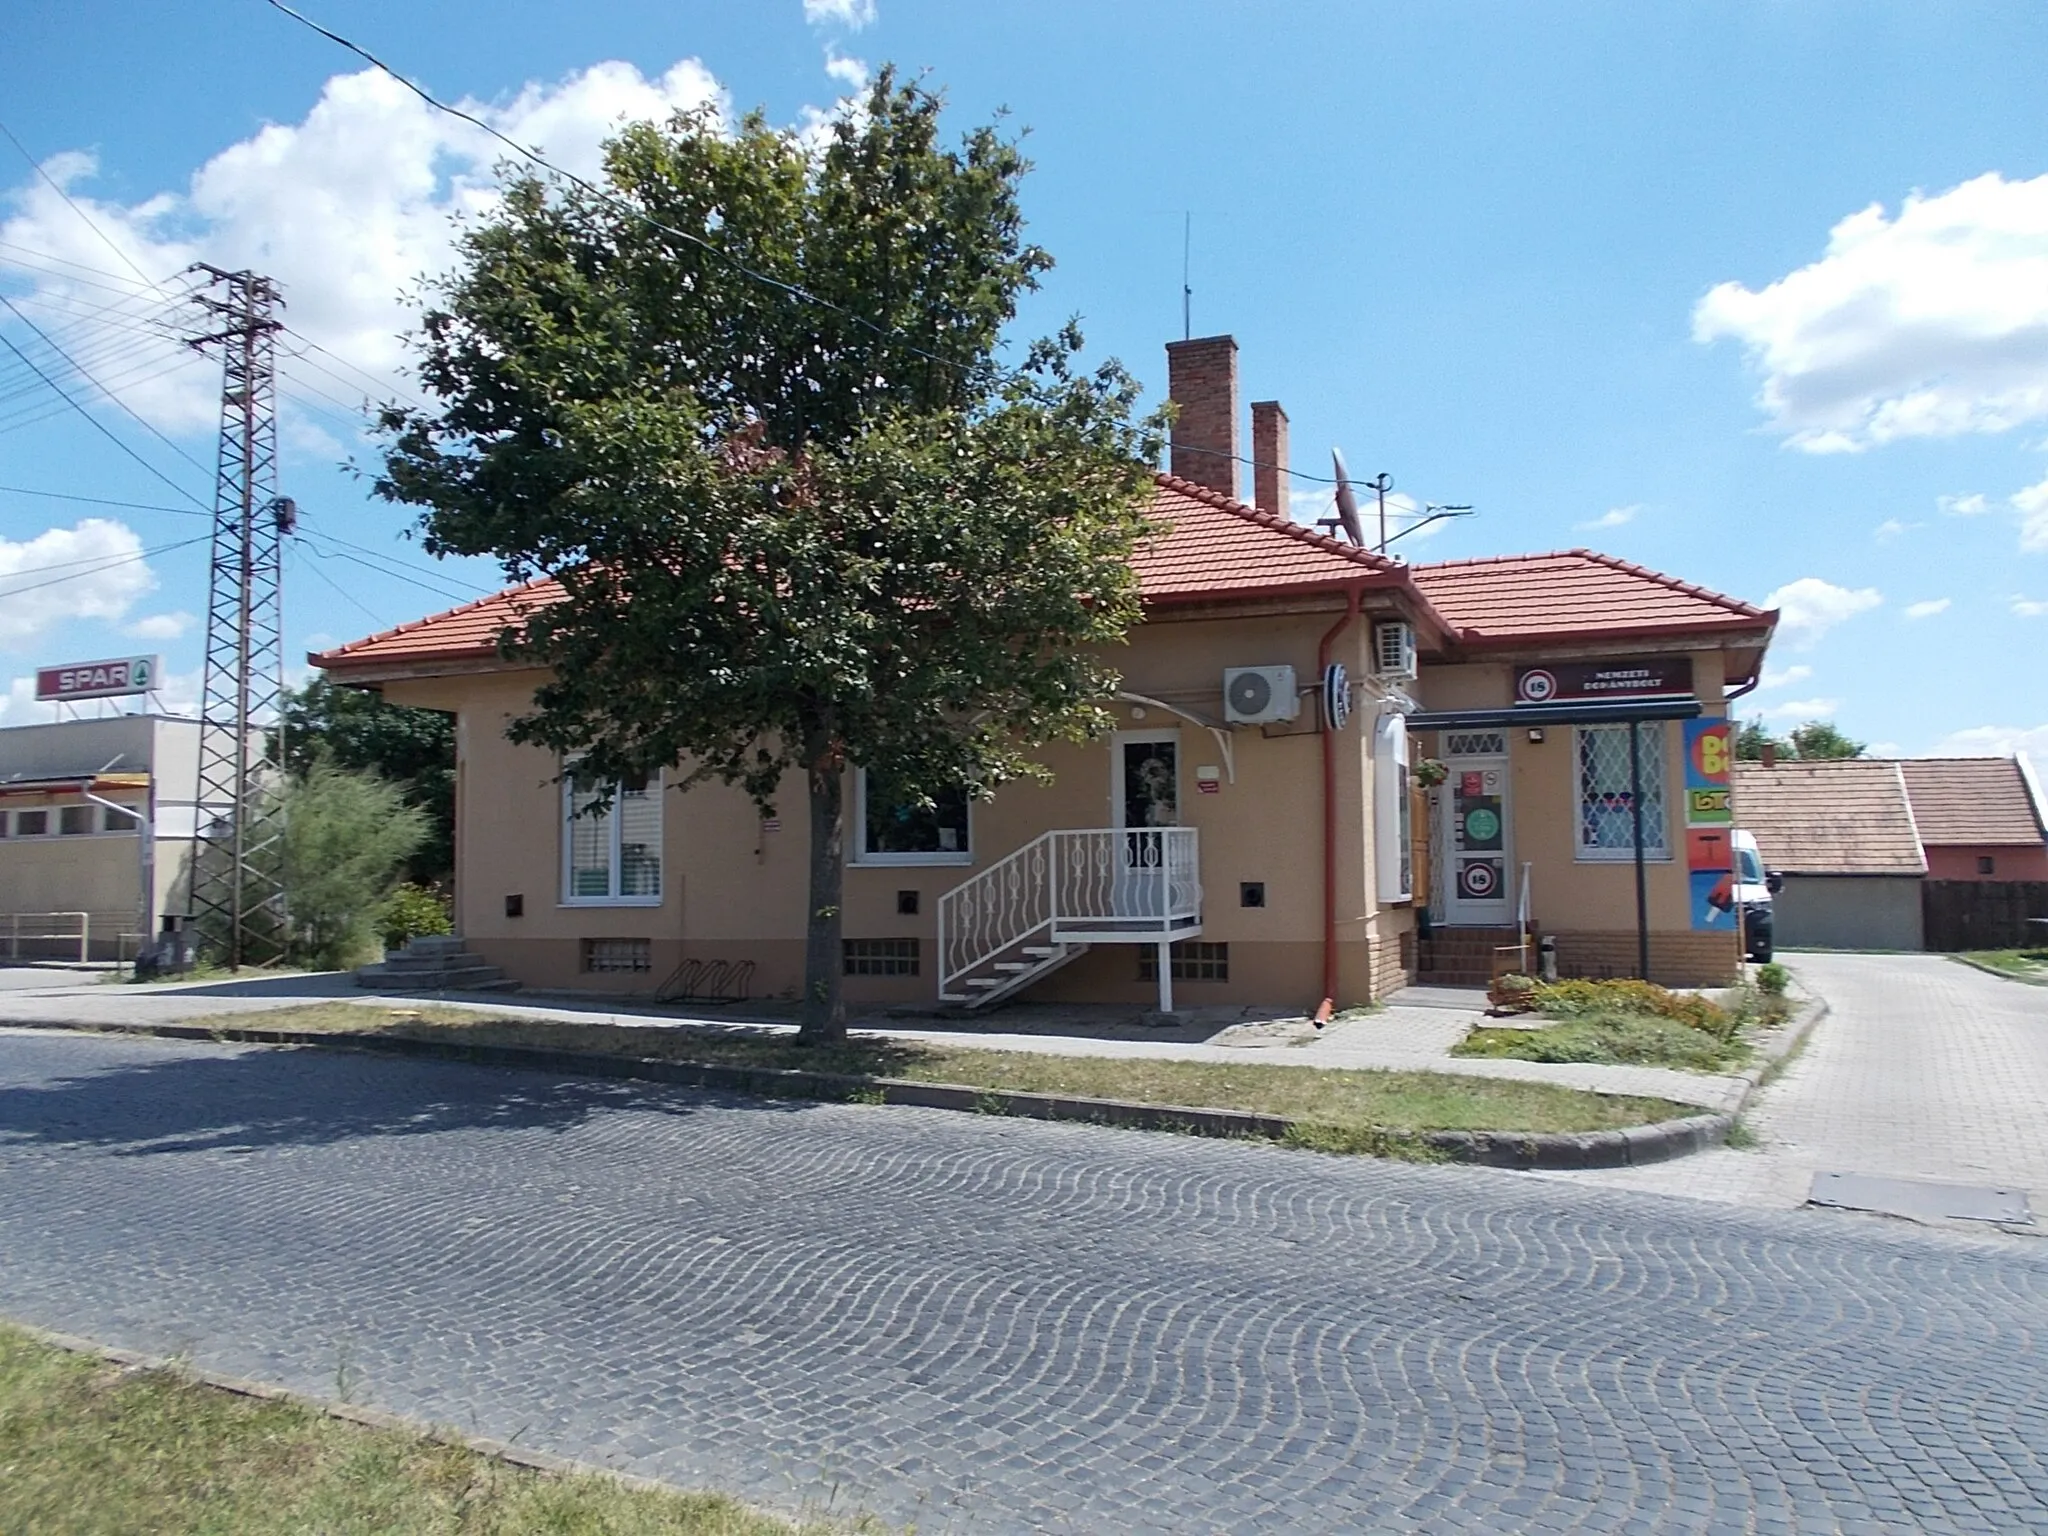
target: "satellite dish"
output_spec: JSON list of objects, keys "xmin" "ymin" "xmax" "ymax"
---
[{"xmin": 1330, "ymin": 448, "xmax": 1365, "ymax": 546}]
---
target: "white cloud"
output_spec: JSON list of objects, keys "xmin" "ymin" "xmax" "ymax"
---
[
  {"xmin": 1940, "ymin": 492, "xmax": 1990, "ymax": 517},
  {"xmin": 1903, "ymin": 598, "xmax": 1951, "ymax": 620},
  {"xmin": 2013, "ymin": 595, "xmax": 2048, "ymax": 617},
  {"xmin": 1873, "ymin": 518, "xmax": 1915, "ymax": 542},
  {"xmin": 1759, "ymin": 663, "xmax": 1813, "ymax": 690},
  {"xmin": 824, "ymin": 53, "xmax": 870, "ymax": 90},
  {"xmin": 1693, "ymin": 172, "xmax": 2048, "ymax": 452},
  {"xmin": 1866, "ymin": 741, "xmax": 1902, "ymax": 756},
  {"xmin": 1763, "ymin": 696, "xmax": 1842, "ymax": 719},
  {"xmin": 1574, "ymin": 504, "xmax": 1638, "ymax": 532},
  {"xmin": 1, "ymin": 59, "xmax": 728, "ymax": 442},
  {"xmin": 0, "ymin": 519, "xmax": 155, "ymax": 647},
  {"xmin": 122, "ymin": 610, "xmax": 195, "ymax": 640},
  {"xmin": 804, "ymin": 0, "xmax": 877, "ymax": 28},
  {"xmin": 1762, "ymin": 576, "xmax": 1883, "ymax": 646},
  {"xmin": 2016, "ymin": 473, "xmax": 2048, "ymax": 553},
  {"xmin": 1929, "ymin": 723, "xmax": 2048, "ymax": 760}
]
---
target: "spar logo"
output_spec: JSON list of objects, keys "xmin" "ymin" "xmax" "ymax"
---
[{"xmin": 1516, "ymin": 668, "xmax": 1557, "ymax": 704}]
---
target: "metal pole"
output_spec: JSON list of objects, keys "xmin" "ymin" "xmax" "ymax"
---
[
  {"xmin": 1629, "ymin": 721, "xmax": 1650, "ymax": 980},
  {"xmin": 1156, "ymin": 940, "xmax": 1173, "ymax": 1014}
]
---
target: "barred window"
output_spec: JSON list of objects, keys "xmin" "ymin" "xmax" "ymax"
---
[
  {"xmin": 1576, "ymin": 724, "xmax": 1669, "ymax": 860},
  {"xmin": 580, "ymin": 937, "xmax": 651, "ymax": 973},
  {"xmin": 59, "ymin": 805, "xmax": 94, "ymax": 835},
  {"xmin": 562, "ymin": 770, "xmax": 662, "ymax": 905},
  {"xmin": 1138, "ymin": 941, "xmax": 1229, "ymax": 982},
  {"xmin": 15, "ymin": 810, "xmax": 47, "ymax": 836},
  {"xmin": 845, "ymin": 938, "xmax": 920, "ymax": 977}
]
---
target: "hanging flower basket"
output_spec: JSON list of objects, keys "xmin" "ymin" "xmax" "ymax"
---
[{"xmin": 1413, "ymin": 758, "xmax": 1450, "ymax": 788}]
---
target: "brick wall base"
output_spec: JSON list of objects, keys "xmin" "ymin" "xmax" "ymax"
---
[{"xmin": 1548, "ymin": 930, "xmax": 1740, "ymax": 989}]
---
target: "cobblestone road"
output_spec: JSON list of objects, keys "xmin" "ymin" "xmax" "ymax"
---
[{"xmin": 3, "ymin": 1028, "xmax": 2046, "ymax": 1535}]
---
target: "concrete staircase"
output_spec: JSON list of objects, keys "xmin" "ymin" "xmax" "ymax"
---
[
  {"xmin": 1416, "ymin": 926, "xmax": 1532, "ymax": 988},
  {"xmin": 355, "ymin": 934, "xmax": 519, "ymax": 993}
]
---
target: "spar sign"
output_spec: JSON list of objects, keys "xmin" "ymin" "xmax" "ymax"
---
[{"xmin": 34, "ymin": 655, "xmax": 159, "ymax": 702}]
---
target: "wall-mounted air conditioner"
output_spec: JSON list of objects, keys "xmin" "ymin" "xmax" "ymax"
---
[
  {"xmin": 1222, "ymin": 665, "xmax": 1299, "ymax": 725},
  {"xmin": 1373, "ymin": 620, "xmax": 1418, "ymax": 681}
]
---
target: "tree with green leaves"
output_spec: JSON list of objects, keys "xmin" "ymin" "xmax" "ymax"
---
[
  {"xmin": 1787, "ymin": 720, "xmax": 1866, "ymax": 760},
  {"xmin": 376, "ymin": 75, "xmax": 1163, "ymax": 1041},
  {"xmin": 279, "ymin": 676, "xmax": 454, "ymax": 882},
  {"xmin": 1735, "ymin": 720, "xmax": 1789, "ymax": 761}
]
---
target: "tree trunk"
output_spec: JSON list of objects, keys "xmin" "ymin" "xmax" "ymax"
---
[{"xmin": 800, "ymin": 743, "xmax": 848, "ymax": 1043}]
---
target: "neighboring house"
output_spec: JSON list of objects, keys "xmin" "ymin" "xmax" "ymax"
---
[
  {"xmin": 1898, "ymin": 757, "xmax": 2048, "ymax": 881},
  {"xmin": 313, "ymin": 334, "xmax": 1777, "ymax": 1007},
  {"xmin": 1730, "ymin": 758, "xmax": 1927, "ymax": 951},
  {"xmin": 0, "ymin": 715, "xmax": 204, "ymax": 960}
]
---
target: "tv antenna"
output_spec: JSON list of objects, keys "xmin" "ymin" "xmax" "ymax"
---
[{"xmin": 1181, "ymin": 212, "xmax": 1192, "ymax": 341}]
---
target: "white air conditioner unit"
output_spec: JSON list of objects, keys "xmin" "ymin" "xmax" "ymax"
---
[
  {"xmin": 1222, "ymin": 665, "xmax": 1300, "ymax": 725},
  {"xmin": 1373, "ymin": 620, "xmax": 1418, "ymax": 681}
]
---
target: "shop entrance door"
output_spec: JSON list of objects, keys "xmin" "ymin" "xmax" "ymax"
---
[{"xmin": 1439, "ymin": 731, "xmax": 1512, "ymax": 924}]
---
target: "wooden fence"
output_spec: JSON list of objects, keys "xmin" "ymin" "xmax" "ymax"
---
[{"xmin": 1921, "ymin": 881, "xmax": 2048, "ymax": 951}]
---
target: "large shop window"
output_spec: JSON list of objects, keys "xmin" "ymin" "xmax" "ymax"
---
[
  {"xmin": 1575, "ymin": 723, "xmax": 1669, "ymax": 861},
  {"xmin": 562, "ymin": 771, "xmax": 663, "ymax": 905},
  {"xmin": 854, "ymin": 770, "xmax": 971, "ymax": 865}
]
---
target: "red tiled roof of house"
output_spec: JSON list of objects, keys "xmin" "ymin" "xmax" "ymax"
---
[
  {"xmin": 1899, "ymin": 758, "xmax": 2047, "ymax": 846},
  {"xmin": 1731, "ymin": 759, "xmax": 1928, "ymax": 876},
  {"xmin": 313, "ymin": 474, "xmax": 1404, "ymax": 673},
  {"xmin": 1411, "ymin": 549, "xmax": 1772, "ymax": 645}
]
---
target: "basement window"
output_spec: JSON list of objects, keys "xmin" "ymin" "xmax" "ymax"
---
[
  {"xmin": 580, "ymin": 937, "xmax": 651, "ymax": 974},
  {"xmin": 1137, "ymin": 941, "xmax": 1229, "ymax": 983},
  {"xmin": 845, "ymin": 938, "xmax": 920, "ymax": 977}
]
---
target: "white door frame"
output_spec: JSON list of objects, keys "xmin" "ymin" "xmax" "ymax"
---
[
  {"xmin": 1111, "ymin": 729, "xmax": 1180, "ymax": 1002},
  {"xmin": 1439, "ymin": 747, "xmax": 1513, "ymax": 925},
  {"xmin": 1110, "ymin": 728, "xmax": 1181, "ymax": 829}
]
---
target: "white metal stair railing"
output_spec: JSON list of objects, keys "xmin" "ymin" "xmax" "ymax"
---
[{"xmin": 936, "ymin": 827, "xmax": 1201, "ymax": 1007}]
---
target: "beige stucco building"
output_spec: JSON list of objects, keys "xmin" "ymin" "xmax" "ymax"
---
[
  {"xmin": 0, "ymin": 715, "xmax": 205, "ymax": 961},
  {"xmin": 314, "ymin": 337, "xmax": 1777, "ymax": 1009}
]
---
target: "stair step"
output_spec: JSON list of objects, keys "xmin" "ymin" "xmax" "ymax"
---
[
  {"xmin": 1021, "ymin": 947, "xmax": 1056, "ymax": 958},
  {"xmin": 993, "ymin": 962, "xmax": 1029, "ymax": 973},
  {"xmin": 965, "ymin": 977, "xmax": 1002, "ymax": 989}
]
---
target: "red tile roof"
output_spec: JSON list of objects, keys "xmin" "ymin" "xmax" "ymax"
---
[
  {"xmin": 1899, "ymin": 758, "xmax": 2047, "ymax": 846},
  {"xmin": 314, "ymin": 475, "xmax": 1404, "ymax": 673},
  {"xmin": 1411, "ymin": 550, "xmax": 1772, "ymax": 645},
  {"xmin": 1732, "ymin": 759, "xmax": 1928, "ymax": 876}
]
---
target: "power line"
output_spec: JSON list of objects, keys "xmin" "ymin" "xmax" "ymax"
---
[
  {"xmin": 0, "ymin": 323, "xmax": 209, "ymax": 509},
  {"xmin": 295, "ymin": 527, "xmax": 488, "ymax": 603},
  {"xmin": 290, "ymin": 539, "xmax": 396, "ymax": 627},
  {"xmin": 0, "ymin": 483, "xmax": 208, "ymax": 517},
  {"xmin": 0, "ymin": 117, "xmax": 171, "ymax": 295},
  {"xmin": 0, "ymin": 534, "xmax": 209, "ymax": 601},
  {"xmin": 261, "ymin": 0, "xmax": 984, "ymax": 380}
]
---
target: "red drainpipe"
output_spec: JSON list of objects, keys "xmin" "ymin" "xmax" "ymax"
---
[{"xmin": 1317, "ymin": 584, "xmax": 1365, "ymax": 1008}]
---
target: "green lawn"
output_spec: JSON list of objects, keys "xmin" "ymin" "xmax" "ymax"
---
[
  {"xmin": 1960, "ymin": 949, "xmax": 2048, "ymax": 982},
  {"xmin": 0, "ymin": 1323, "xmax": 824, "ymax": 1536},
  {"xmin": 1456, "ymin": 1015, "xmax": 1749, "ymax": 1073},
  {"xmin": 178, "ymin": 1003, "xmax": 1696, "ymax": 1151}
]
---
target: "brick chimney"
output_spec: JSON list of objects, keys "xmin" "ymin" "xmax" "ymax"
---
[
  {"xmin": 1761, "ymin": 743, "xmax": 1778, "ymax": 769},
  {"xmin": 1251, "ymin": 400, "xmax": 1288, "ymax": 518},
  {"xmin": 1166, "ymin": 334, "xmax": 1239, "ymax": 500}
]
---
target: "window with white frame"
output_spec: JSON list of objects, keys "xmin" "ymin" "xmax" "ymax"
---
[
  {"xmin": 562, "ymin": 771, "xmax": 662, "ymax": 904},
  {"xmin": 853, "ymin": 769, "xmax": 971, "ymax": 865},
  {"xmin": 1576, "ymin": 723, "xmax": 1669, "ymax": 860}
]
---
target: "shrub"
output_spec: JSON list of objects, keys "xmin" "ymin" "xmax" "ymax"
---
[
  {"xmin": 1530, "ymin": 977, "xmax": 1732, "ymax": 1036},
  {"xmin": 377, "ymin": 884, "xmax": 452, "ymax": 951},
  {"xmin": 1457, "ymin": 1014, "xmax": 1747, "ymax": 1072},
  {"xmin": 1756, "ymin": 962, "xmax": 1789, "ymax": 996},
  {"xmin": 1487, "ymin": 971, "xmax": 1539, "ymax": 1013}
]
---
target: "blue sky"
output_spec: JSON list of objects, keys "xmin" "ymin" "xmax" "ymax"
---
[{"xmin": 2, "ymin": 0, "xmax": 2046, "ymax": 757}]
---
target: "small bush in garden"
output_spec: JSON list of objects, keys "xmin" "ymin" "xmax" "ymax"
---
[
  {"xmin": 1456, "ymin": 1013, "xmax": 1747, "ymax": 1072},
  {"xmin": 377, "ymin": 883, "xmax": 453, "ymax": 951},
  {"xmin": 1531, "ymin": 977, "xmax": 1730, "ymax": 1035},
  {"xmin": 1487, "ymin": 971, "xmax": 1539, "ymax": 1013},
  {"xmin": 1757, "ymin": 962, "xmax": 1789, "ymax": 996}
]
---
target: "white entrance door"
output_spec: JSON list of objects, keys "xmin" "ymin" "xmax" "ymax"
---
[
  {"xmin": 1439, "ymin": 731, "xmax": 1512, "ymax": 924},
  {"xmin": 1112, "ymin": 731, "xmax": 1178, "ymax": 918}
]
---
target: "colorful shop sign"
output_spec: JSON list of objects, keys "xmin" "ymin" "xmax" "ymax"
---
[
  {"xmin": 1514, "ymin": 657, "xmax": 1693, "ymax": 705},
  {"xmin": 1683, "ymin": 719, "xmax": 1737, "ymax": 931},
  {"xmin": 34, "ymin": 654, "xmax": 158, "ymax": 702}
]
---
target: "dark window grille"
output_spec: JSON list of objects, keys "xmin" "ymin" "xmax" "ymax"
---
[
  {"xmin": 581, "ymin": 937, "xmax": 651, "ymax": 973},
  {"xmin": 1138, "ymin": 941, "xmax": 1229, "ymax": 982},
  {"xmin": 844, "ymin": 938, "xmax": 920, "ymax": 976}
]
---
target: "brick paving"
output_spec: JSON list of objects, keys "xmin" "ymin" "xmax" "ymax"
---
[
  {"xmin": 1540, "ymin": 953, "xmax": 2048, "ymax": 1216},
  {"xmin": 4, "ymin": 1027, "xmax": 2047, "ymax": 1533}
]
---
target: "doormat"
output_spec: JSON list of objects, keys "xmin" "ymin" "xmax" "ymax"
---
[{"xmin": 1808, "ymin": 1171, "xmax": 2032, "ymax": 1225}]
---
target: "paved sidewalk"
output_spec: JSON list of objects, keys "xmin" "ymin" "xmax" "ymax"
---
[
  {"xmin": 0, "ymin": 967, "xmax": 1744, "ymax": 1109},
  {"xmin": 1539, "ymin": 953, "xmax": 2048, "ymax": 1218}
]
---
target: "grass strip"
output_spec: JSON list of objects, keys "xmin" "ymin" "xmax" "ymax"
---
[
  {"xmin": 1455, "ymin": 1013, "xmax": 1749, "ymax": 1073},
  {"xmin": 0, "ymin": 1322, "xmax": 822, "ymax": 1536},
  {"xmin": 1957, "ymin": 949, "xmax": 2048, "ymax": 982},
  {"xmin": 179, "ymin": 1002, "xmax": 1695, "ymax": 1143}
]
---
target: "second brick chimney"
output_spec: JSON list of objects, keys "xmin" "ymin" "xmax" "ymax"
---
[
  {"xmin": 1166, "ymin": 335, "xmax": 1239, "ymax": 500},
  {"xmin": 1251, "ymin": 400, "xmax": 1288, "ymax": 519}
]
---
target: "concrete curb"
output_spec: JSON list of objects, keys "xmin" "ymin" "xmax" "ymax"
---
[
  {"xmin": 2, "ymin": 1012, "xmax": 1771, "ymax": 1170},
  {"xmin": 0, "ymin": 1318, "xmax": 750, "ymax": 1508},
  {"xmin": 1947, "ymin": 954, "xmax": 2048, "ymax": 988}
]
